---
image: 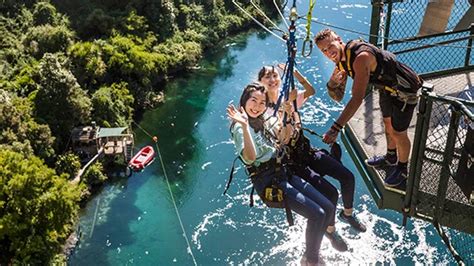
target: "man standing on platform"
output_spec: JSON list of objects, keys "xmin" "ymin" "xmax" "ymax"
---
[{"xmin": 314, "ymin": 29, "xmax": 423, "ymax": 187}]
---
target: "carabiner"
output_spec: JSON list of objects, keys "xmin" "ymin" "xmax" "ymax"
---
[{"xmin": 302, "ymin": 38, "xmax": 313, "ymax": 57}]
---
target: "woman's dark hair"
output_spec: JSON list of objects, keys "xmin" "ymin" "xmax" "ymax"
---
[
  {"xmin": 235, "ymin": 82, "xmax": 268, "ymax": 133},
  {"xmin": 239, "ymin": 82, "xmax": 268, "ymax": 108},
  {"xmin": 257, "ymin": 65, "xmax": 276, "ymax": 81}
]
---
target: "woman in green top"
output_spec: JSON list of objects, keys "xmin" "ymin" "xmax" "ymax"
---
[{"xmin": 227, "ymin": 82, "xmax": 335, "ymax": 265}]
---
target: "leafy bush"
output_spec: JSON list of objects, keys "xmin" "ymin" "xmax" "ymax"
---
[
  {"xmin": 4, "ymin": 59, "xmax": 40, "ymax": 96},
  {"xmin": 0, "ymin": 149, "xmax": 81, "ymax": 264},
  {"xmin": 80, "ymin": 8, "xmax": 115, "ymax": 38},
  {"xmin": 34, "ymin": 53, "xmax": 92, "ymax": 150},
  {"xmin": 55, "ymin": 152, "xmax": 81, "ymax": 179},
  {"xmin": 91, "ymin": 82, "xmax": 134, "ymax": 127},
  {"xmin": 0, "ymin": 89, "xmax": 55, "ymax": 161},
  {"xmin": 32, "ymin": 1, "xmax": 59, "ymax": 26},
  {"xmin": 82, "ymin": 162, "xmax": 108, "ymax": 186},
  {"xmin": 68, "ymin": 40, "xmax": 107, "ymax": 90},
  {"xmin": 24, "ymin": 24, "xmax": 74, "ymax": 59}
]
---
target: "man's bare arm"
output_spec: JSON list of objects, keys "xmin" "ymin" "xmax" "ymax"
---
[{"xmin": 335, "ymin": 52, "xmax": 374, "ymax": 127}]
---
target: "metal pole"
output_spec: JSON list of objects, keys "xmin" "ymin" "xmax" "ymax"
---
[
  {"xmin": 434, "ymin": 105, "xmax": 462, "ymax": 223},
  {"xmin": 369, "ymin": 0, "xmax": 383, "ymax": 45},
  {"xmin": 383, "ymin": 2, "xmax": 393, "ymax": 50},
  {"xmin": 404, "ymin": 84, "xmax": 433, "ymax": 222},
  {"xmin": 465, "ymin": 23, "xmax": 474, "ymax": 67},
  {"xmin": 409, "ymin": 88, "xmax": 434, "ymax": 216}
]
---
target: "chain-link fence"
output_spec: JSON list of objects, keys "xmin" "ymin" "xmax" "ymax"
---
[
  {"xmin": 391, "ymin": 31, "xmax": 473, "ymax": 74},
  {"xmin": 384, "ymin": 1, "xmax": 471, "ymax": 40},
  {"xmin": 373, "ymin": 1, "xmax": 474, "ymax": 75},
  {"xmin": 409, "ymin": 91, "xmax": 473, "ymax": 264}
]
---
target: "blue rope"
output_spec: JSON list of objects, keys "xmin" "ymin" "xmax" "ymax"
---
[{"xmin": 272, "ymin": 10, "xmax": 298, "ymax": 125}]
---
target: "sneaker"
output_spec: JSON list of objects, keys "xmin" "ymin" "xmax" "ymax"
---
[
  {"xmin": 384, "ymin": 166, "xmax": 408, "ymax": 187},
  {"xmin": 339, "ymin": 211, "xmax": 367, "ymax": 232},
  {"xmin": 365, "ymin": 155, "xmax": 397, "ymax": 168},
  {"xmin": 325, "ymin": 231, "xmax": 348, "ymax": 252}
]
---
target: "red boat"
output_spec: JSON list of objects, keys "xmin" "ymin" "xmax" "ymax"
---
[{"xmin": 129, "ymin": 145, "xmax": 155, "ymax": 171}]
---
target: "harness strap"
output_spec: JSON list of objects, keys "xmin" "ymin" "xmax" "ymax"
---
[
  {"xmin": 284, "ymin": 198, "xmax": 294, "ymax": 226},
  {"xmin": 345, "ymin": 48, "xmax": 353, "ymax": 77},
  {"xmin": 339, "ymin": 41, "xmax": 355, "ymax": 77},
  {"xmin": 223, "ymin": 157, "xmax": 240, "ymax": 195},
  {"xmin": 251, "ymin": 163, "xmax": 295, "ymax": 226},
  {"xmin": 273, "ymin": 168, "xmax": 294, "ymax": 226},
  {"xmin": 250, "ymin": 186, "xmax": 255, "ymax": 207},
  {"xmin": 382, "ymin": 86, "xmax": 420, "ymax": 111},
  {"xmin": 302, "ymin": 0, "xmax": 316, "ymax": 57},
  {"xmin": 384, "ymin": 86, "xmax": 397, "ymax": 95}
]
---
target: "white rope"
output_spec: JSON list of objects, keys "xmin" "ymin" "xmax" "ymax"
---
[
  {"xmin": 155, "ymin": 141, "xmax": 198, "ymax": 266},
  {"xmin": 232, "ymin": 0, "xmax": 285, "ymax": 42},
  {"xmin": 273, "ymin": 0, "xmax": 290, "ymax": 29},
  {"xmin": 250, "ymin": 0, "xmax": 285, "ymax": 33}
]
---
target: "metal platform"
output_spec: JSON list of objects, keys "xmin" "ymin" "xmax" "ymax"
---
[
  {"xmin": 365, "ymin": 1, "xmax": 474, "ymax": 263},
  {"xmin": 342, "ymin": 69, "xmax": 474, "ymax": 234}
]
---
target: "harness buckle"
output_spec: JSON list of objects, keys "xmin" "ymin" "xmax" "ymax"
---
[
  {"xmin": 384, "ymin": 86, "xmax": 398, "ymax": 96},
  {"xmin": 265, "ymin": 187, "xmax": 284, "ymax": 202}
]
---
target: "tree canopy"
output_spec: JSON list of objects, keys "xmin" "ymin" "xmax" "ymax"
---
[
  {"xmin": 34, "ymin": 53, "xmax": 92, "ymax": 149},
  {"xmin": 0, "ymin": 89, "xmax": 55, "ymax": 161},
  {"xmin": 0, "ymin": 149, "xmax": 81, "ymax": 264}
]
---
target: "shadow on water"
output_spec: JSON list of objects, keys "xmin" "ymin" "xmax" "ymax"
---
[{"xmin": 69, "ymin": 176, "xmax": 142, "ymax": 265}]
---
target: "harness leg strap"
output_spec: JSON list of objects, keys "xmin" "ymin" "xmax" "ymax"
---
[
  {"xmin": 250, "ymin": 186, "xmax": 255, "ymax": 207},
  {"xmin": 284, "ymin": 198, "xmax": 294, "ymax": 226}
]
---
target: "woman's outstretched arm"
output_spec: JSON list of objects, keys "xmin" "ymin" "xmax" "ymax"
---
[{"xmin": 227, "ymin": 104, "xmax": 257, "ymax": 163}]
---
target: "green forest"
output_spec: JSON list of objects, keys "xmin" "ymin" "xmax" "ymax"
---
[{"xmin": 0, "ymin": 0, "xmax": 281, "ymax": 263}]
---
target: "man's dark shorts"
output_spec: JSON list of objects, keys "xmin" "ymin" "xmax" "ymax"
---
[{"xmin": 379, "ymin": 89, "xmax": 417, "ymax": 132}]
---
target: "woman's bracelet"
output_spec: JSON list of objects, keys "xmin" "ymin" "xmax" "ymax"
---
[{"xmin": 330, "ymin": 125, "xmax": 340, "ymax": 132}]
